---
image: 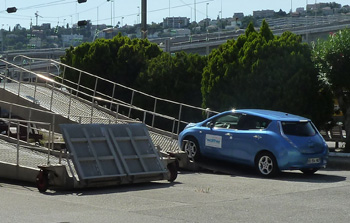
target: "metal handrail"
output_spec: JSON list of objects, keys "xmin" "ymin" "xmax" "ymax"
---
[
  {"xmin": 2, "ymin": 56, "xmax": 219, "ymax": 136},
  {"xmin": 0, "ymin": 118, "xmax": 54, "ymax": 165}
]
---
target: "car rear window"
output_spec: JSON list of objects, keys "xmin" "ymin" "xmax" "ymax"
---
[{"xmin": 281, "ymin": 121, "xmax": 316, "ymax": 136}]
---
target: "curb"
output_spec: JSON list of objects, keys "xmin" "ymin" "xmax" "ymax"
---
[{"xmin": 327, "ymin": 152, "xmax": 350, "ymax": 170}]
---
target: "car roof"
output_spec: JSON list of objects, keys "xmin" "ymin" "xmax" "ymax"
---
[{"xmin": 233, "ymin": 109, "xmax": 309, "ymax": 121}]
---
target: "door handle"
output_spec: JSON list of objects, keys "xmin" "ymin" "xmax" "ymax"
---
[
  {"xmin": 225, "ymin": 133, "xmax": 232, "ymax": 136},
  {"xmin": 253, "ymin": 135, "xmax": 262, "ymax": 140}
]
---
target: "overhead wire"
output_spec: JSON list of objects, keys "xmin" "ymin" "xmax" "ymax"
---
[{"xmin": 1, "ymin": 0, "xmax": 214, "ymax": 27}]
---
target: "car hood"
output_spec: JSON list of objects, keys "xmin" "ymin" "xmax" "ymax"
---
[{"xmin": 184, "ymin": 122, "xmax": 197, "ymax": 129}]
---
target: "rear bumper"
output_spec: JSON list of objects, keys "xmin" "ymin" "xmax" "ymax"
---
[{"xmin": 279, "ymin": 152, "xmax": 328, "ymax": 170}]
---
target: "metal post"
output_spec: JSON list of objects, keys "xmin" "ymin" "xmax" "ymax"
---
[
  {"xmin": 152, "ymin": 98, "xmax": 157, "ymax": 128},
  {"xmin": 62, "ymin": 66, "xmax": 66, "ymax": 85},
  {"xmin": 90, "ymin": 101, "xmax": 94, "ymax": 124},
  {"xmin": 143, "ymin": 110, "xmax": 147, "ymax": 123},
  {"xmin": 18, "ymin": 69, "xmax": 22, "ymax": 96},
  {"xmin": 177, "ymin": 104, "xmax": 183, "ymax": 134},
  {"xmin": 128, "ymin": 91, "xmax": 135, "ymax": 118},
  {"xmin": 76, "ymin": 71, "xmax": 82, "ymax": 96},
  {"xmin": 46, "ymin": 59, "xmax": 50, "ymax": 75},
  {"xmin": 90, "ymin": 78, "xmax": 99, "ymax": 123},
  {"xmin": 27, "ymin": 59, "xmax": 32, "ymax": 82},
  {"xmin": 16, "ymin": 121, "xmax": 20, "ymax": 166},
  {"xmin": 115, "ymin": 104, "xmax": 119, "ymax": 120},
  {"xmin": 172, "ymin": 118, "xmax": 176, "ymax": 134},
  {"xmin": 110, "ymin": 84, "xmax": 116, "ymax": 110},
  {"xmin": 50, "ymin": 81, "xmax": 54, "ymax": 111},
  {"xmin": 68, "ymin": 90, "xmax": 72, "ymax": 119},
  {"xmin": 3, "ymin": 63, "xmax": 8, "ymax": 89},
  {"xmin": 34, "ymin": 69, "xmax": 38, "ymax": 102},
  {"xmin": 28, "ymin": 109, "xmax": 32, "ymax": 144},
  {"xmin": 7, "ymin": 105, "xmax": 12, "ymax": 137},
  {"xmin": 26, "ymin": 122, "xmax": 30, "ymax": 144},
  {"xmin": 52, "ymin": 115, "xmax": 55, "ymax": 152},
  {"xmin": 93, "ymin": 77, "xmax": 98, "ymax": 99},
  {"xmin": 47, "ymin": 124, "xmax": 51, "ymax": 165}
]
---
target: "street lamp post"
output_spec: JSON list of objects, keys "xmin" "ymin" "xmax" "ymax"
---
[
  {"xmin": 93, "ymin": 28, "xmax": 113, "ymax": 41},
  {"xmin": 206, "ymin": 3, "xmax": 209, "ymax": 27}
]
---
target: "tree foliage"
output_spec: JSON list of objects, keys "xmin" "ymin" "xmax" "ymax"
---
[
  {"xmin": 312, "ymin": 29, "xmax": 350, "ymax": 148},
  {"xmin": 61, "ymin": 34, "xmax": 162, "ymax": 99},
  {"xmin": 135, "ymin": 51, "xmax": 206, "ymax": 125},
  {"xmin": 202, "ymin": 20, "xmax": 333, "ymax": 127},
  {"xmin": 137, "ymin": 51, "xmax": 205, "ymax": 106}
]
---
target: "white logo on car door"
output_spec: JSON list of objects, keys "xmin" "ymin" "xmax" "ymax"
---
[{"xmin": 205, "ymin": 134, "xmax": 222, "ymax": 148}]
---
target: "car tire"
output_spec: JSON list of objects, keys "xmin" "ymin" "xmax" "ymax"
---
[
  {"xmin": 182, "ymin": 137, "xmax": 201, "ymax": 161},
  {"xmin": 167, "ymin": 162, "xmax": 178, "ymax": 182},
  {"xmin": 301, "ymin": 168, "xmax": 319, "ymax": 175},
  {"xmin": 255, "ymin": 152, "xmax": 279, "ymax": 177}
]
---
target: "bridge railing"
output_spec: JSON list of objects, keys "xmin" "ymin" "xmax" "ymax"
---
[{"xmin": 1, "ymin": 56, "xmax": 219, "ymax": 138}]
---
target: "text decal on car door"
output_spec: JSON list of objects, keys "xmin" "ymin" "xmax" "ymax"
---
[{"xmin": 205, "ymin": 134, "xmax": 222, "ymax": 148}]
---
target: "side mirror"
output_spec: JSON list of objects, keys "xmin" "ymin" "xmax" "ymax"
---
[{"xmin": 206, "ymin": 122, "xmax": 214, "ymax": 129}]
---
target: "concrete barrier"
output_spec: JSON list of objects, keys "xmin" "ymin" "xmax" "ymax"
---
[{"xmin": 0, "ymin": 162, "xmax": 38, "ymax": 183}]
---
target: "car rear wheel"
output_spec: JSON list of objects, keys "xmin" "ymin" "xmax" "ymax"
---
[
  {"xmin": 256, "ymin": 152, "xmax": 279, "ymax": 177},
  {"xmin": 183, "ymin": 137, "xmax": 201, "ymax": 161},
  {"xmin": 301, "ymin": 168, "xmax": 319, "ymax": 175}
]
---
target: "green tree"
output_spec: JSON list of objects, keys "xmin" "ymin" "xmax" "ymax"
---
[
  {"xmin": 312, "ymin": 29, "xmax": 350, "ymax": 149},
  {"xmin": 202, "ymin": 21, "xmax": 333, "ymax": 127},
  {"xmin": 135, "ymin": 51, "xmax": 206, "ymax": 126},
  {"xmin": 137, "ymin": 51, "xmax": 205, "ymax": 106},
  {"xmin": 241, "ymin": 16, "xmax": 258, "ymax": 29},
  {"xmin": 60, "ymin": 34, "xmax": 162, "ymax": 102}
]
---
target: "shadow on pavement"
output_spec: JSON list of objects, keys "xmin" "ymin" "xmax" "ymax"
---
[
  {"xmin": 188, "ymin": 158, "xmax": 346, "ymax": 183},
  {"xmin": 0, "ymin": 176, "xmax": 182, "ymax": 196}
]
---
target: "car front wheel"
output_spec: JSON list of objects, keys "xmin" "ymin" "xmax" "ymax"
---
[
  {"xmin": 256, "ymin": 152, "xmax": 279, "ymax": 177},
  {"xmin": 182, "ymin": 137, "xmax": 201, "ymax": 161}
]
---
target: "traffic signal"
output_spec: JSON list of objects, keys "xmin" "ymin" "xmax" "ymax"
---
[
  {"xmin": 77, "ymin": 20, "xmax": 88, "ymax": 26},
  {"xmin": 6, "ymin": 7, "xmax": 17, "ymax": 13},
  {"xmin": 77, "ymin": 0, "xmax": 87, "ymax": 3}
]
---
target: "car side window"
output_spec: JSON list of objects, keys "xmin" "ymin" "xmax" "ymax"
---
[
  {"xmin": 208, "ymin": 113, "xmax": 242, "ymax": 129},
  {"xmin": 237, "ymin": 115, "xmax": 271, "ymax": 130}
]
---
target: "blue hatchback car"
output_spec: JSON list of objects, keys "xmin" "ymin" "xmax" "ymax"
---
[{"xmin": 178, "ymin": 109, "xmax": 328, "ymax": 177}]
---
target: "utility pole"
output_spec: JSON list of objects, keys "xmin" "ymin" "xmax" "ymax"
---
[
  {"xmin": 35, "ymin": 11, "xmax": 42, "ymax": 26},
  {"xmin": 107, "ymin": 0, "xmax": 113, "ymax": 27},
  {"xmin": 220, "ymin": 0, "xmax": 222, "ymax": 20},
  {"xmin": 141, "ymin": 0, "xmax": 147, "ymax": 39},
  {"xmin": 194, "ymin": 0, "xmax": 196, "ymax": 22}
]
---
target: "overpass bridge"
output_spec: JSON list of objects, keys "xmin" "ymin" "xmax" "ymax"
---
[{"xmin": 164, "ymin": 22, "xmax": 350, "ymax": 55}]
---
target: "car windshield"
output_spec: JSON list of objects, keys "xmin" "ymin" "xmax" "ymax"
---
[{"xmin": 281, "ymin": 121, "xmax": 316, "ymax": 137}]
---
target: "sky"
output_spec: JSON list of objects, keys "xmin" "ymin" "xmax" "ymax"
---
[{"xmin": 0, "ymin": 0, "xmax": 349, "ymax": 29}]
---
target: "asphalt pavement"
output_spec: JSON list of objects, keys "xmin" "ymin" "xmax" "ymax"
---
[{"xmin": 1, "ymin": 164, "xmax": 350, "ymax": 223}]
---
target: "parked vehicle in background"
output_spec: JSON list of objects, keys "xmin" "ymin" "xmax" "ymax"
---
[{"xmin": 178, "ymin": 109, "xmax": 328, "ymax": 177}]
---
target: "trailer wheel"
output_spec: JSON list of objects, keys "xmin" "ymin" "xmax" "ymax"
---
[
  {"xmin": 167, "ymin": 162, "xmax": 178, "ymax": 182},
  {"xmin": 36, "ymin": 170, "xmax": 49, "ymax": 193}
]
